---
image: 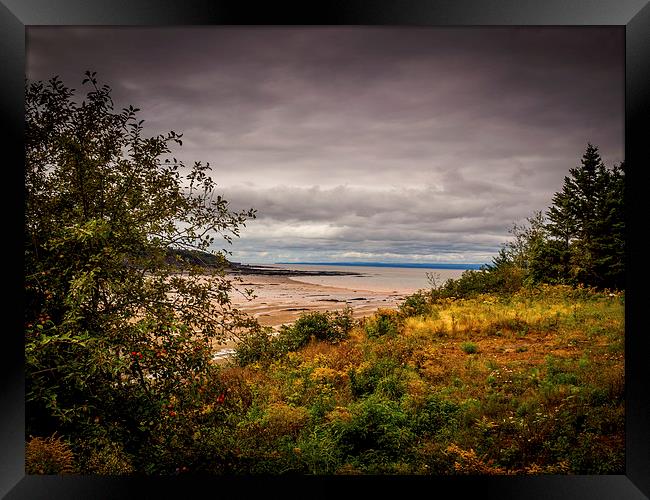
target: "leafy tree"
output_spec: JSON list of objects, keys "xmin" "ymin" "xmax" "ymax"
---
[
  {"xmin": 25, "ymin": 72, "xmax": 257, "ymax": 471},
  {"xmin": 493, "ymin": 211, "xmax": 562, "ymax": 286}
]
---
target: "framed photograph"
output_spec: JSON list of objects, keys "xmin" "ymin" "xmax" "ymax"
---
[{"xmin": 2, "ymin": 1, "xmax": 649, "ymax": 498}]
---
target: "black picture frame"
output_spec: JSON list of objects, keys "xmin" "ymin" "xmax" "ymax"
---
[{"xmin": 1, "ymin": 1, "xmax": 648, "ymax": 498}]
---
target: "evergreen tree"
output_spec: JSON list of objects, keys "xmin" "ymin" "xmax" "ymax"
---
[
  {"xmin": 544, "ymin": 144, "xmax": 624, "ymax": 288},
  {"xmin": 546, "ymin": 186, "xmax": 574, "ymax": 280},
  {"xmin": 490, "ymin": 144, "xmax": 625, "ymax": 290},
  {"xmin": 590, "ymin": 161, "xmax": 625, "ymax": 289}
]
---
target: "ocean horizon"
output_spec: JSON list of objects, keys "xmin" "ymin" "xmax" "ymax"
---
[
  {"xmin": 260, "ymin": 263, "xmax": 478, "ymax": 293},
  {"xmin": 274, "ymin": 261, "xmax": 485, "ymax": 270}
]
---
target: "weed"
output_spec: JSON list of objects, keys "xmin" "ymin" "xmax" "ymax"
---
[
  {"xmin": 26, "ymin": 433, "xmax": 76, "ymax": 474},
  {"xmin": 461, "ymin": 342, "xmax": 479, "ymax": 354}
]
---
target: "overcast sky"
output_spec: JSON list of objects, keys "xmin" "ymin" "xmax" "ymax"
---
[{"xmin": 26, "ymin": 27, "xmax": 624, "ymax": 265}]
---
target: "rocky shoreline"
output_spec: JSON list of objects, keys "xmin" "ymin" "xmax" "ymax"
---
[{"xmin": 228, "ymin": 262, "xmax": 366, "ymax": 277}]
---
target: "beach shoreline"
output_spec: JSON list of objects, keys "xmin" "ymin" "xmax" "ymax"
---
[
  {"xmin": 212, "ymin": 272, "xmax": 412, "ymax": 362},
  {"xmin": 228, "ymin": 273, "xmax": 409, "ymax": 328}
]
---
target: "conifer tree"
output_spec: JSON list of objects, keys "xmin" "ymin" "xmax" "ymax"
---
[{"xmin": 544, "ymin": 144, "xmax": 624, "ymax": 288}]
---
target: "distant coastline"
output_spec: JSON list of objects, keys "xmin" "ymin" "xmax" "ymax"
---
[
  {"xmin": 275, "ymin": 261, "xmax": 485, "ymax": 270},
  {"xmin": 228, "ymin": 262, "xmax": 365, "ymax": 277}
]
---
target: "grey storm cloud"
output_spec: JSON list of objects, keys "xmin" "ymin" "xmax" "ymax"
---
[
  {"xmin": 222, "ymin": 184, "xmax": 534, "ymax": 227},
  {"xmin": 26, "ymin": 27, "xmax": 624, "ymax": 264}
]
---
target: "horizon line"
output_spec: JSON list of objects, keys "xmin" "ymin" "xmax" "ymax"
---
[{"xmin": 274, "ymin": 261, "xmax": 487, "ymax": 269}]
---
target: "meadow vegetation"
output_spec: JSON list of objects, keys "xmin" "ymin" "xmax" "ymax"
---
[
  {"xmin": 27, "ymin": 284, "xmax": 624, "ymax": 475},
  {"xmin": 24, "ymin": 74, "xmax": 625, "ymax": 475},
  {"xmin": 219, "ymin": 285, "xmax": 623, "ymax": 475}
]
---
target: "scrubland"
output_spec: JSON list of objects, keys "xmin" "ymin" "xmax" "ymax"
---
[{"xmin": 205, "ymin": 285, "xmax": 624, "ymax": 474}]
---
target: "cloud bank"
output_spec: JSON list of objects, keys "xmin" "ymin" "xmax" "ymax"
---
[{"xmin": 26, "ymin": 27, "xmax": 624, "ymax": 264}]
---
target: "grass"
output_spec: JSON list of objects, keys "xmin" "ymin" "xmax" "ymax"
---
[
  {"xmin": 208, "ymin": 284, "xmax": 625, "ymax": 474},
  {"xmin": 43, "ymin": 284, "xmax": 619, "ymax": 475},
  {"xmin": 460, "ymin": 342, "xmax": 479, "ymax": 354}
]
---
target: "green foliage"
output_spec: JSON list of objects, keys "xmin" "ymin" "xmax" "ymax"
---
[
  {"xmin": 25, "ymin": 73, "xmax": 258, "ymax": 470},
  {"xmin": 147, "ymin": 285, "xmax": 621, "ymax": 475},
  {"xmin": 279, "ymin": 308, "xmax": 354, "ymax": 349},
  {"xmin": 421, "ymin": 265, "xmax": 524, "ymax": 301},
  {"xmin": 499, "ymin": 144, "xmax": 624, "ymax": 290},
  {"xmin": 364, "ymin": 309, "xmax": 400, "ymax": 338},
  {"xmin": 418, "ymin": 144, "xmax": 625, "ymax": 299},
  {"xmin": 334, "ymin": 394, "xmax": 413, "ymax": 458},
  {"xmin": 399, "ymin": 291, "xmax": 432, "ymax": 317},
  {"xmin": 349, "ymin": 357, "xmax": 405, "ymax": 399},
  {"xmin": 234, "ymin": 308, "xmax": 355, "ymax": 366},
  {"xmin": 411, "ymin": 394, "xmax": 461, "ymax": 436},
  {"xmin": 545, "ymin": 144, "xmax": 625, "ymax": 289},
  {"xmin": 24, "ymin": 75, "xmax": 624, "ymax": 475},
  {"xmin": 233, "ymin": 325, "xmax": 277, "ymax": 366},
  {"xmin": 422, "ymin": 256, "xmax": 525, "ymax": 302},
  {"xmin": 461, "ymin": 342, "xmax": 478, "ymax": 354}
]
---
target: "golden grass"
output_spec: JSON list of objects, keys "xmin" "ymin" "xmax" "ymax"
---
[
  {"xmin": 217, "ymin": 286, "xmax": 624, "ymax": 474},
  {"xmin": 26, "ymin": 433, "xmax": 76, "ymax": 474}
]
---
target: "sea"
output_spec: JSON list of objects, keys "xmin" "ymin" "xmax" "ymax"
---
[{"xmin": 260, "ymin": 262, "xmax": 484, "ymax": 294}]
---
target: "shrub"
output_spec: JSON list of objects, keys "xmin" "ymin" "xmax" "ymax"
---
[
  {"xmin": 235, "ymin": 309, "xmax": 355, "ymax": 365},
  {"xmin": 461, "ymin": 342, "xmax": 478, "ymax": 354},
  {"xmin": 399, "ymin": 291, "xmax": 432, "ymax": 317},
  {"xmin": 349, "ymin": 357, "xmax": 404, "ymax": 399},
  {"xmin": 411, "ymin": 394, "xmax": 461, "ymax": 436},
  {"xmin": 233, "ymin": 325, "xmax": 277, "ymax": 366},
  {"xmin": 261, "ymin": 402, "xmax": 310, "ymax": 438},
  {"xmin": 334, "ymin": 394, "xmax": 413, "ymax": 458},
  {"xmin": 294, "ymin": 427, "xmax": 345, "ymax": 474},
  {"xmin": 26, "ymin": 434, "xmax": 76, "ymax": 474},
  {"xmin": 429, "ymin": 265, "xmax": 525, "ymax": 301},
  {"xmin": 284, "ymin": 312, "xmax": 331, "ymax": 348},
  {"xmin": 84, "ymin": 438, "xmax": 134, "ymax": 474},
  {"xmin": 24, "ymin": 74, "xmax": 259, "ymax": 472},
  {"xmin": 277, "ymin": 309, "xmax": 355, "ymax": 353},
  {"xmin": 330, "ymin": 307, "xmax": 356, "ymax": 340},
  {"xmin": 364, "ymin": 309, "xmax": 400, "ymax": 338}
]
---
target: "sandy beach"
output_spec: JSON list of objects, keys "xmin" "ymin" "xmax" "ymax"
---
[
  {"xmin": 212, "ymin": 273, "xmax": 411, "ymax": 361},
  {"xmin": 229, "ymin": 274, "xmax": 408, "ymax": 328}
]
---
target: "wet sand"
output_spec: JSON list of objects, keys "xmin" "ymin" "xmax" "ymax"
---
[
  {"xmin": 230, "ymin": 274, "xmax": 408, "ymax": 327},
  {"xmin": 212, "ymin": 274, "xmax": 410, "ymax": 361}
]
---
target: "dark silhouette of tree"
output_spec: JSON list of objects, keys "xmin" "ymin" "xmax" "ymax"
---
[
  {"xmin": 546, "ymin": 183, "xmax": 575, "ymax": 279},
  {"xmin": 481, "ymin": 143, "xmax": 624, "ymax": 291},
  {"xmin": 545, "ymin": 144, "xmax": 624, "ymax": 288}
]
